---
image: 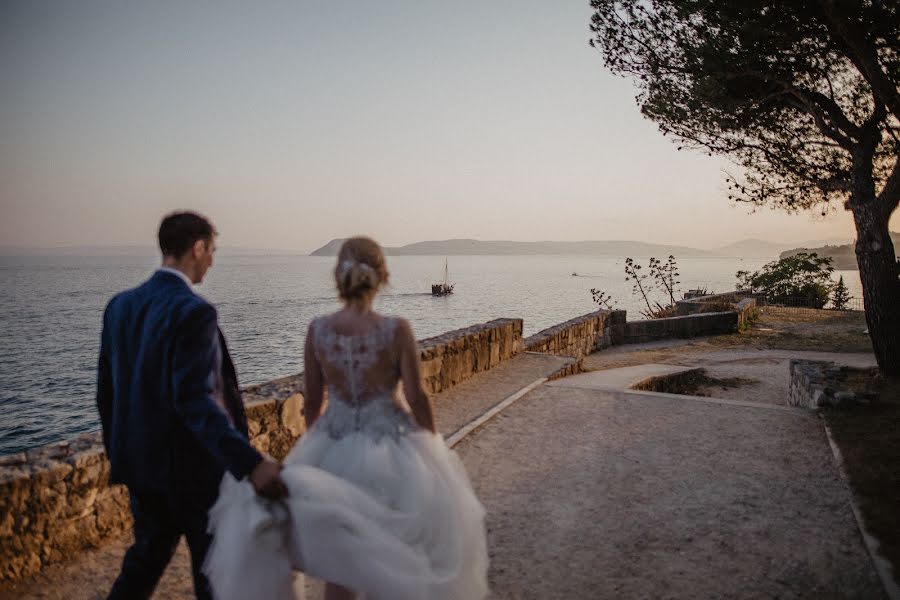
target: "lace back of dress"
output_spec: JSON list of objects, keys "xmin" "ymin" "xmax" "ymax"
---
[{"xmin": 312, "ymin": 316, "xmax": 400, "ymax": 408}]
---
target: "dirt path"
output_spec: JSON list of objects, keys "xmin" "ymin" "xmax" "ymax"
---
[
  {"xmin": 581, "ymin": 309, "xmax": 875, "ymax": 405},
  {"xmin": 456, "ymin": 383, "xmax": 883, "ymax": 598}
]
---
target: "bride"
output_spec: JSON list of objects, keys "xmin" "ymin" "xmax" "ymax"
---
[{"xmin": 204, "ymin": 237, "xmax": 489, "ymax": 600}]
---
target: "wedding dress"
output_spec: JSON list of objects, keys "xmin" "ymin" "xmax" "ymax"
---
[{"xmin": 204, "ymin": 315, "xmax": 489, "ymax": 600}]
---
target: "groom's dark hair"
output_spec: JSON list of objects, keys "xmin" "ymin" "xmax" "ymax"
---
[{"xmin": 158, "ymin": 211, "xmax": 217, "ymax": 258}]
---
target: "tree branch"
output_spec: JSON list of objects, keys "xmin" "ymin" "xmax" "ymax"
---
[
  {"xmin": 878, "ymin": 154, "xmax": 900, "ymax": 217},
  {"xmin": 817, "ymin": 0, "xmax": 900, "ymax": 122}
]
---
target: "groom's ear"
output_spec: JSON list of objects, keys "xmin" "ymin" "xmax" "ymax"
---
[{"xmin": 191, "ymin": 238, "xmax": 207, "ymax": 260}]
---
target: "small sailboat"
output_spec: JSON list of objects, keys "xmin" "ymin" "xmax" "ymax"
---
[{"xmin": 431, "ymin": 257, "xmax": 454, "ymax": 296}]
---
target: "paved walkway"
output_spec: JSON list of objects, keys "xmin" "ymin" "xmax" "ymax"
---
[
  {"xmin": 0, "ymin": 350, "xmax": 885, "ymax": 599},
  {"xmin": 583, "ymin": 344, "xmax": 878, "ymax": 407}
]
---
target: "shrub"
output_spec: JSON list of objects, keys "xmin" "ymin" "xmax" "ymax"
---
[{"xmin": 736, "ymin": 253, "xmax": 834, "ymax": 308}]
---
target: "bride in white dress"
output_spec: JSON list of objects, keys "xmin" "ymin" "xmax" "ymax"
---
[{"xmin": 204, "ymin": 236, "xmax": 489, "ymax": 600}]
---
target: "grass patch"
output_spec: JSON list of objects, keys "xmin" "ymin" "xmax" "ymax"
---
[
  {"xmin": 705, "ymin": 310, "xmax": 872, "ymax": 353},
  {"xmin": 822, "ymin": 374, "xmax": 900, "ymax": 579}
]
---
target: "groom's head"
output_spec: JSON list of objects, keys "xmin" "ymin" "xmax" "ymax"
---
[{"xmin": 158, "ymin": 211, "xmax": 218, "ymax": 284}]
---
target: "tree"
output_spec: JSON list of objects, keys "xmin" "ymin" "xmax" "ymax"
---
[
  {"xmin": 737, "ymin": 252, "xmax": 835, "ymax": 308},
  {"xmin": 832, "ymin": 274, "xmax": 852, "ymax": 309},
  {"xmin": 590, "ymin": 1, "xmax": 900, "ymax": 375}
]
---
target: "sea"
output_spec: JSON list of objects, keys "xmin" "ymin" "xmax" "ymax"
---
[{"xmin": 0, "ymin": 253, "xmax": 864, "ymax": 456}]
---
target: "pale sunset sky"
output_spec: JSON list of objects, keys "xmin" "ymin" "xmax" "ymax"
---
[{"xmin": 1, "ymin": 1, "xmax": 896, "ymax": 253}]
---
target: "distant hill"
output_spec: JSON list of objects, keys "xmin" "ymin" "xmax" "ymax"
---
[
  {"xmin": 713, "ymin": 239, "xmax": 794, "ymax": 258},
  {"xmin": 779, "ymin": 232, "xmax": 900, "ymax": 270},
  {"xmin": 311, "ymin": 237, "xmax": 863, "ymax": 258},
  {"xmin": 310, "ymin": 238, "xmax": 715, "ymax": 257}
]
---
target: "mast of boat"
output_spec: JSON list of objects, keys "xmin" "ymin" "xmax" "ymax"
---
[{"xmin": 444, "ymin": 257, "xmax": 449, "ymax": 287}]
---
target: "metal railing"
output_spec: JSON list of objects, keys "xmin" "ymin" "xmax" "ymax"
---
[{"xmin": 760, "ymin": 295, "xmax": 865, "ymax": 313}]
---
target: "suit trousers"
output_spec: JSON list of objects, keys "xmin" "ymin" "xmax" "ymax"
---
[{"xmin": 107, "ymin": 489, "xmax": 215, "ymax": 600}]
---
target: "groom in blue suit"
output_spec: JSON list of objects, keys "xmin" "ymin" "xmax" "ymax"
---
[{"xmin": 97, "ymin": 211, "xmax": 286, "ymax": 600}]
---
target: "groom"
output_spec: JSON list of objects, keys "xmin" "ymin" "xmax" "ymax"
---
[{"xmin": 97, "ymin": 211, "xmax": 287, "ymax": 599}]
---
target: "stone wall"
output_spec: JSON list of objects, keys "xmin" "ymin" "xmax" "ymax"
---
[
  {"xmin": 675, "ymin": 290, "xmax": 766, "ymax": 316},
  {"xmin": 0, "ymin": 391, "xmax": 307, "ymax": 583},
  {"xmin": 524, "ymin": 310, "xmax": 625, "ymax": 359},
  {"xmin": 735, "ymin": 298, "xmax": 758, "ymax": 329},
  {"xmin": 0, "ymin": 433, "xmax": 127, "ymax": 583},
  {"xmin": 419, "ymin": 318, "xmax": 524, "ymax": 394},
  {"xmin": 623, "ymin": 311, "xmax": 740, "ymax": 344},
  {"xmin": 0, "ymin": 317, "xmax": 525, "ymax": 583},
  {"xmin": 788, "ymin": 360, "xmax": 878, "ymax": 409},
  {"xmin": 620, "ymin": 292, "xmax": 760, "ymax": 345}
]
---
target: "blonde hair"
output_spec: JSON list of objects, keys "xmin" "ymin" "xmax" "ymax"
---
[{"xmin": 334, "ymin": 237, "xmax": 389, "ymax": 308}]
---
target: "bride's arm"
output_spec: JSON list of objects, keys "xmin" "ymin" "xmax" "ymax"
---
[
  {"xmin": 397, "ymin": 319, "xmax": 436, "ymax": 433},
  {"xmin": 303, "ymin": 322, "xmax": 324, "ymax": 428}
]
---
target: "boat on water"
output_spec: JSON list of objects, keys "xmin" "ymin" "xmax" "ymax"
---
[{"xmin": 431, "ymin": 258, "xmax": 454, "ymax": 296}]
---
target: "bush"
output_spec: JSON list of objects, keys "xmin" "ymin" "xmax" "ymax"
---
[{"xmin": 736, "ymin": 253, "xmax": 834, "ymax": 309}]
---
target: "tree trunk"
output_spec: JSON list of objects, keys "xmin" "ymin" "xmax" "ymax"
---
[{"xmin": 852, "ymin": 201, "xmax": 900, "ymax": 377}]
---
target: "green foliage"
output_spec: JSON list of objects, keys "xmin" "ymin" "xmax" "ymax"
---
[
  {"xmin": 736, "ymin": 252, "xmax": 835, "ymax": 308},
  {"xmin": 832, "ymin": 275, "xmax": 852, "ymax": 310}
]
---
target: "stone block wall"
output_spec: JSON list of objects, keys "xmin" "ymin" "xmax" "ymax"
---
[
  {"xmin": 623, "ymin": 311, "xmax": 739, "ymax": 344},
  {"xmin": 620, "ymin": 292, "xmax": 760, "ymax": 345},
  {"xmin": 675, "ymin": 291, "xmax": 766, "ymax": 316},
  {"xmin": 0, "ymin": 390, "xmax": 307, "ymax": 583},
  {"xmin": 0, "ymin": 434, "xmax": 128, "ymax": 583},
  {"xmin": 419, "ymin": 318, "xmax": 524, "ymax": 394},
  {"xmin": 788, "ymin": 360, "xmax": 878, "ymax": 409},
  {"xmin": 523, "ymin": 310, "xmax": 625, "ymax": 359},
  {"xmin": 735, "ymin": 298, "xmax": 758, "ymax": 328},
  {"xmin": 0, "ymin": 317, "xmax": 525, "ymax": 583}
]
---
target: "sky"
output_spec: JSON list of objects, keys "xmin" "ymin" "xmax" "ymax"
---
[{"xmin": 1, "ymin": 1, "xmax": 896, "ymax": 253}]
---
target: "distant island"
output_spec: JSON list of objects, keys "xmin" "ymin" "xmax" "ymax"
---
[
  {"xmin": 310, "ymin": 237, "xmax": 850, "ymax": 258},
  {"xmin": 779, "ymin": 231, "xmax": 900, "ymax": 270}
]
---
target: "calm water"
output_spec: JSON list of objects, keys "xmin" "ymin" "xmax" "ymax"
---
[{"xmin": 0, "ymin": 253, "xmax": 863, "ymax": 455}]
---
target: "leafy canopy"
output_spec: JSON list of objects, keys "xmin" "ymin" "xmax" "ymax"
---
[
  {"xmin": 589, "ymin": 0, "xmax": 900, "ymax": 215},
  {"xmin": 737, "ymin": 252, "xmax": 835, "ymax": 307}
]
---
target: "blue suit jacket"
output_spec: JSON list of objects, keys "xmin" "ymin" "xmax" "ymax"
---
[{"xmin": 96, "ymin": 270, "xmax": 262, "ymax": 497}]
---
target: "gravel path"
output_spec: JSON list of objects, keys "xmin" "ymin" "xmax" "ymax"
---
[
  {"xmin": 584, "ymin": 346, "xmax": 877, "ymax": 406},
  {"xmin": 456, "ymin": 385, "xmax": 883, "ymax": 599}
]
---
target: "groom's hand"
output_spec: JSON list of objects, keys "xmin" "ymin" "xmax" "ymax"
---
[{"xmin": 250, "ymin": 458, "xmax": 288, "ymax": 500}]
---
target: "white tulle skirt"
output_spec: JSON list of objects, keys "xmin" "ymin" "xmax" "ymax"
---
[{"xmin": 204, "ymin": 426, "xmax": 489, "ymax": 600}]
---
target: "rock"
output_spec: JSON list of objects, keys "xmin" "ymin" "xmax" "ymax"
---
[
  {"xmin": 252, "ymin": 433, "xmax": 271, "ymax": 455},
  {"xmin": 280, "ymin": 394, "xmax": 305, "ymax": 438},
  {"xmin": 0, "ymin": 453, "xmax": 27, "ymax": 467}
]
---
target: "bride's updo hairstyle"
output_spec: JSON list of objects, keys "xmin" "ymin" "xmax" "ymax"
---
[{"xmin": 335, "ymin": 236, "xmax": 389, "ymax": 309}]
